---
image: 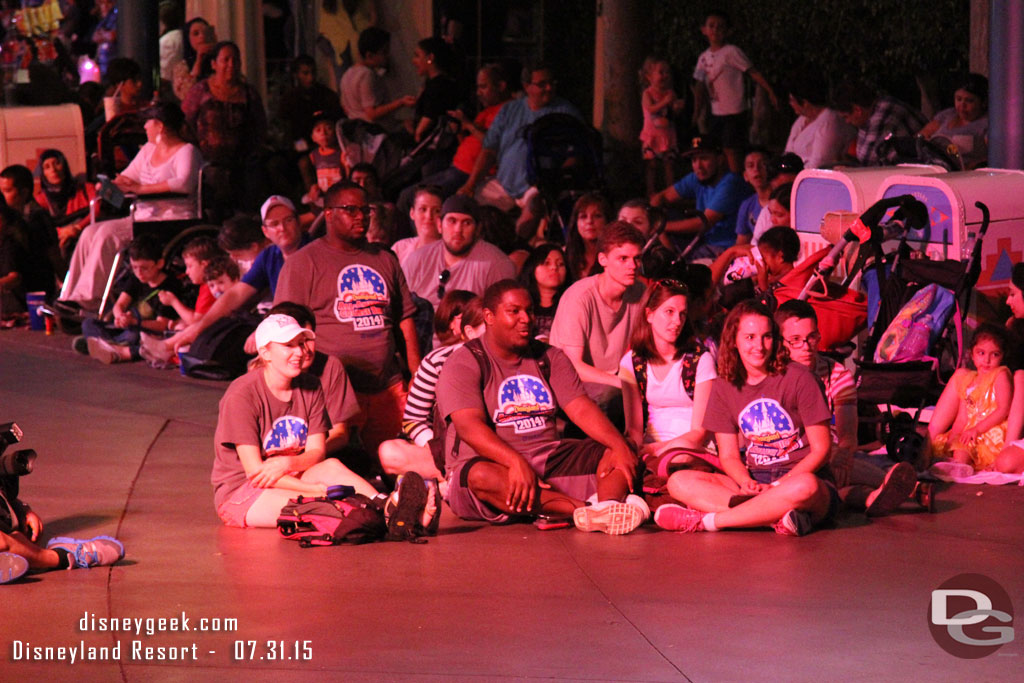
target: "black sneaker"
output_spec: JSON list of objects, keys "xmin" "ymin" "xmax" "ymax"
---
[
  {"xmin": 384, "ymin": 472, "xmax": 429, "ymax": 542},
  {"xmin": 71, "ymin": 336, "xmax": 88, "ymax": 355}
]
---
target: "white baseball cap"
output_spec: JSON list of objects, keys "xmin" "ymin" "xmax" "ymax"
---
[
  {"xmin": 260, "ymin": 195, "xmax": 296, "ymax": 222},
  {"xmin": 254, "ymin": 314, "xmax": 314, "ymax": 350}
]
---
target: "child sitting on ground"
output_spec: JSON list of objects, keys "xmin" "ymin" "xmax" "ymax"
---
[
  {"xmin": 203, "ymin": 253, "xmax": 240, "ymax": 300},
  {"xmin": 159, "ymin": 235, "xmax": 224, "ymax": 328},
  {"xmin": 301, "ymin": 114, "xmax": 346, "ymax": 208},
  {"xmin": 73, "ymin": 235, "xmax": 184, "ymax": 364},
  {"xmin": 928, "ymin": 324, "xmax": 1013, "ymax": 472}
]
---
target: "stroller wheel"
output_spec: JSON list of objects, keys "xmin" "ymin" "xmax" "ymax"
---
[{"xmin": 914, "ymin": 481, "xmax": 936, "ymax": 513}]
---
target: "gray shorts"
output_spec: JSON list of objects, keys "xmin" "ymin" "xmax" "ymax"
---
[{"xmin": 445, "ymin": 439, "xmax": 607, "ymax": 523}]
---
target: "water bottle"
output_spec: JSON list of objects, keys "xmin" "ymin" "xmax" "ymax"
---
[{"xmin": 960, "ymin": 231, "xmax": 977, "ymax": 261}]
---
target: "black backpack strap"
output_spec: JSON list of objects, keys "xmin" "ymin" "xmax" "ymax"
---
[
  {"xmin": 680, "ymin": 339, "xmax": 707, "ymax": 400},
  {"xmin": 440, "ymin": 338, "xmax": 491, "ymax": 467},
  {"xmin": 631, "ymin": 351, "xmax": 649, "ymax": 430}
]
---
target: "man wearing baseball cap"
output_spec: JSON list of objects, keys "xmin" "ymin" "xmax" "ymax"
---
[
  {"xmin": 166, "ymin": 195, "xmax": 308, "ymax": 351},
  {"xmin": 649, "ymin": 135, "xmax": 751, "ymax": 260},
  {"xmin": 401, "ymin": 194, "xmax": 515, "ymax": 309}
]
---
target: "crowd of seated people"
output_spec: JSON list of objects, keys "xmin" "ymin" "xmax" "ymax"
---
[{"xmin": 1, "ymin": 14, "xmax": 1021, "ymax": 551}]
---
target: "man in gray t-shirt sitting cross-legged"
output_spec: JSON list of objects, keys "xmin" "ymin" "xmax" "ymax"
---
[{"xmin": 436, "ymin": 280, "xmax": 649, "ymax": 535}]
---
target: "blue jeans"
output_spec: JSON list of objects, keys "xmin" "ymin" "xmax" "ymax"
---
[{"xmin": 82, "ymin": 317, "xmax": 142, "ymax": 360}]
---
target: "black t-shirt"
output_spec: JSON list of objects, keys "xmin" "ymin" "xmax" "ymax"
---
[
  {"xmin": 120, "ymin": 274, "xmax": 184, "ymax": 321},
  {"xmin": 415, "ymin": 75, "xmax": 461, "ymax": 123}
]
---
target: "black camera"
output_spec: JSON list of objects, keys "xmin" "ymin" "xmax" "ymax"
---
[{"xmin": 0, "ymin": 422, "xmax": 36, "ymax": 477}]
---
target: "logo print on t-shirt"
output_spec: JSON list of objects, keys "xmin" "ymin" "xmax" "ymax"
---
[
  {"xmin": 263, "ymin": 416, "xmax": 308, "ymax": 456},
  {"xmin": 335, "ymin": 265, "xmax": 389, "ymax": 330},
  {"xmin": 738, "ymin": 398, "xmax": 799, "ymax": 466},
  {"xmin": 494, "ymin": 374, "xmax": 554, "ymax": 434}
]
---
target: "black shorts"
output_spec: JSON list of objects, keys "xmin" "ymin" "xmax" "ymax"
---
[{"xmin": 709, "ymin": 111, "xmax": 750, "ymax": 149}]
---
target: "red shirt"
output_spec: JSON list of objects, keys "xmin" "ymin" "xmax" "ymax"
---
[{"xmin": 451, "ymin": 103, "xmax": 505, "ymax": 174}]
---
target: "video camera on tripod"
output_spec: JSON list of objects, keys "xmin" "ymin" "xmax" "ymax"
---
[{"xmin": 0, "ymin": 422, "xmax": 36, "ymax": 478}]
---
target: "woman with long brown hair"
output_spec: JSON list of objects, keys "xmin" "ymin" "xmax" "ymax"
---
[
  {"xmin": 618, "ymin": 279, "xmax": 717, "ymax": 478},
  {"xmin": 655, "ymin": 299, "xmax": 838, "ymax": 536}
]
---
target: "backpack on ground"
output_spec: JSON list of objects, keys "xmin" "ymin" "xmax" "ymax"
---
[
  {"xmin": 276, "ymin": 494, "xmax": 386, "ymax": 547},
  {"xmin": 179, "ymin": 314, "xmax": 257, "ymax": 380}
]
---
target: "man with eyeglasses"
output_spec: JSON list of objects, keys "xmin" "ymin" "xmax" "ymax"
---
[
  {"xmin": 275, "ymin": 181, "xmax": 420, "ymax": 456},
  {"xmin": 401, "ymin": 195, "xmax": 515, "ymax": 311},
  {"xmin": 775, "ymin": 300, "xmax": 920, "ymax": 515},
  {"xmin": 165, "ymin": 195, "xmax": 309, "ymax": 351},
  {"xmin": 457, "ymin": 63, "xmax": 581, "ymax": 227}
]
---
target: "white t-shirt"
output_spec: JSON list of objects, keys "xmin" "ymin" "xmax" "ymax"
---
[
  {"xmin": 693, "ymin": 44, "xmax": 752, "ymax": 116},
  {"xmin": 784, "ymin": 108, "xmax": 855, "ymax": 169},
  {"xmin": 619, "ymin": 351, "xmax": 717, "ymax": 442}
]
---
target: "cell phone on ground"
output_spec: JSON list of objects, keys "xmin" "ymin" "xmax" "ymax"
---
[{"xmin": 534, "ymin": 514, "xmax": 571, "ymax": 530}]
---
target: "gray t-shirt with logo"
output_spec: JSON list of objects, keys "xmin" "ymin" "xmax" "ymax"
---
[
  {"xmin": 436, "ymin": 338, "xmax": 586, "ymax": 474},
  {"xmin": 211, "ymin": 370, "xmax": 331, "ymax": 508},
  {"xmin": 702, "ymin": 362, "xmax": 831, "ymax": 474},
  {"xmin": 275, "ymin": 239, "xmax": 417, "ymax": 393}
]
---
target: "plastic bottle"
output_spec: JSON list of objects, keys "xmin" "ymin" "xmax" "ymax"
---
[{"xmin": 960, "ymin": 231, "xmax": 977, "ymax": 261}]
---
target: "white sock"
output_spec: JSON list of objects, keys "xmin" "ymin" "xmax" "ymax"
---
[{"xmin": 701, "ymin": 512, "xmax": 719, "ymax": 532}]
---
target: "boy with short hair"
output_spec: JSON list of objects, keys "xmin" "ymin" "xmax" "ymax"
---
[
  {"xmin": 203, "ymin": 254, "xmax": 240, "ymax": 299},
  {"xmin": 549, "ymin": 222, "xmax": 647, "ymax": 427},
  {"xmin": 692, "ymin": 10, "xmax": 778, "ymax": 173},
  {"xmin": 0, "ymin": 164, "xmax": 58, "ymax": 296},
  {"xmin": 160, "ymin": 235, "xmax": 224, "ymax": 327},
  {"xmin": 734, "ymin": 148, "xmax": 770, "ymax": 245},
  {"xmin": 74, "ymin": 235, "xmax": 184, "ymax": 364}
]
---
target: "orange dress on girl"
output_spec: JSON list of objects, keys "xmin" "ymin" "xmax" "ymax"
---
[{"xmin": 931, "ymin": 366, "xmax": 1010, "ymax": 470}]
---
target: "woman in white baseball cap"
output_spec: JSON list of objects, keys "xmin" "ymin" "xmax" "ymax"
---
[{"xmin": 211, "ymin": 314, "xmax": 371, "ymax": 527}]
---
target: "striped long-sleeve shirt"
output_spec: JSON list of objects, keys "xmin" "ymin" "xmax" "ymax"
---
[{"xmin": 402, "ymin": 342, "xmax": 463, "ymax": 446}]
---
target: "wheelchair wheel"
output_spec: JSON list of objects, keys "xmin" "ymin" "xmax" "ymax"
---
[{"xmin": 162, "ymin": 224, "xmax": 220, "ymax": 279}]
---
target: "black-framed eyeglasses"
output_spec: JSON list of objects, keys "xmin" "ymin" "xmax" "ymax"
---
[
  {"xmin": 326, "ymin": 204, "xmax": 371, "ymax": 217},
  {"xmin": 437, "ymin": 269, "xmax": 451, "ymax": 300},
  {"xmin": 783, "ymin": 332, "xmax": 821, "ymax": 349},
  {"xmin": 528, "ymin": 78, "xmax": 557, "ymax": 89}
]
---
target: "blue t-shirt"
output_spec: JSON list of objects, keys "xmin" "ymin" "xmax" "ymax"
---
[
  {"xmin": 672, "ymin": 171, "xmax": 751, "ymax": 247},
  {"xmin": 483, "ymin": 96, "xmax": 582, "ymax": 199},
  {"xmin": 241, "ymin": 233, "xmax": 311, "ymax": 297},
  {"xmin": 735, "ymin": 191, "xmax": 761, "ymax": 237}
]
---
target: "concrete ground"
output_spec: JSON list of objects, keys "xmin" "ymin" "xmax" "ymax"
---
[{"xmin": 1, "ymin": 327, "xmax": 1021, "ymax": 682}]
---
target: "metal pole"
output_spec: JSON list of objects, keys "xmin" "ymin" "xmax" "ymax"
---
[
  {"xmin": 117, "ymin": 1, "xmax": 160, "ymax": 95},
  {"xmin": 989, "ymin": 0, "xmax": 1024, "ymax": 169}
]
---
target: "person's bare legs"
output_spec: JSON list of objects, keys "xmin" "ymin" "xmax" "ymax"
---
[
  {"xmin": 465, "ymin": 460, "xmax": 582, "ymax": 518},
  {"xmin": 668, "ymin": 470, "xmax": 831, "ymax": 527},
  {"xmin": 243, "ymin": 459, "xmax": 379, "ymax": 527},
  {"xmin": 0, "ymin": 530, "xmax": 60, "ymax": 569},
  {"xmin": 378, "ymin": 439, "xmax": 444, "ymax": 480}
]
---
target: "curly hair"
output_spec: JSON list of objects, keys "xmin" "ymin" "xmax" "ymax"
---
[{"xmin": 717, "ymin": 299, "xmax": 789, "ymax": 387}]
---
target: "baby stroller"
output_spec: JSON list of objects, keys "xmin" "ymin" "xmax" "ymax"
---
[
  {"xmin": 524, "ymin": 113, "xmax": 605, "ymax": 239},
  {"xmin": 853, "ymin": 198, "xmax": 991, "ymax": 462}
]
